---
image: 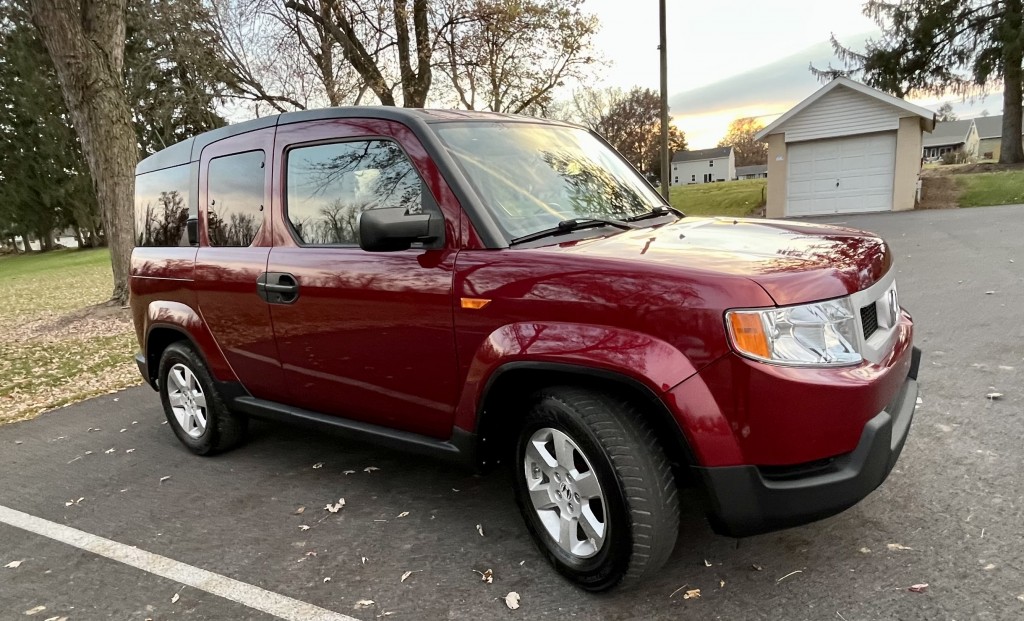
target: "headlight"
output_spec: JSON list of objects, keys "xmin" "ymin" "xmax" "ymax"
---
[{"xmin": 726, "ymin": 298, "xmax": 862, "ymax": 366}]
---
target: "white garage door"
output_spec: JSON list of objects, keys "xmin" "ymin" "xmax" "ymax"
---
[{"xmin": 786, "ymin": 133, "xmax": 896, "ymax": 216}]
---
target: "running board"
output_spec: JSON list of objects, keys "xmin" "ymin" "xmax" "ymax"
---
[{"xmin": 232, "ymin": 396, "xmax": 474, "ymax": 466}]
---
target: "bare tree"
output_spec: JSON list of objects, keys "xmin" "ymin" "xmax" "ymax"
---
[
  {"xmin": 436, "ymin": 0, "xmax": 599, "ymax": 114},
  {"xmin": 28, "ymin": 0, "xmax": 136, "ymax": 304}
]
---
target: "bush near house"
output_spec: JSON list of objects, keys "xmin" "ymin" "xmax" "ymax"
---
[{"xmin": 669, "ymin": 179, "xmax": 767, "ymax": 218}]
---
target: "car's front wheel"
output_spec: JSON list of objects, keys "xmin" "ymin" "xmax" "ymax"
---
[
  {"xmin": 512, "ymin": 386, "xmax": 680, "ymax": 591},
  {"xmin": 157, "ymin": 341, "xmax": 247, "ymax": 455}
]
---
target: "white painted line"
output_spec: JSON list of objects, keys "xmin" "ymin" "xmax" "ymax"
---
[{"xmin": 0, "ymin": 504, "xmax": 359, "ymax": 621}]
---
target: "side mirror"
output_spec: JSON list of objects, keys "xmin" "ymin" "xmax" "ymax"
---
[
  {"xmin": 186, "ymin": 217, "xmax": 199, "ymax": 246},
  {"xmin": 358, "ymin": 207, "xmax": 443, "ymax": 252}
]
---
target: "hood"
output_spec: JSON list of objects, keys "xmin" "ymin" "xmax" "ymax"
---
[{"xmin": 549, "ymin": 217, "xmax": 891, "ymax": 306}]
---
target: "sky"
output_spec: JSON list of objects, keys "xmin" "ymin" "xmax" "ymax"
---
[{"xmin": 582, "ymin": 0, "xmax": 1004, "ymax": 148}]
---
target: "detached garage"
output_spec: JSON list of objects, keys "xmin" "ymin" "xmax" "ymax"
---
[{"xmin": 756, "ymin": 77, "xmax": 935, "ymax": 218}]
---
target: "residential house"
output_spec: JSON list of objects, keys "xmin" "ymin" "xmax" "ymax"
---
[
  {"xmin": 736, "ymin": 164, "xmax": 768, "ymax": 179},
  {"xmin": 922, "ymin": 119, "xmax": 978, "ymax": 160},
  {"xmin": 755, "ymin": 77, "xmax": 935, "ymax": 217},
  {"xmin": 670, "ymin": 147, "xmax": 735, "ymax": 185},
  {"xmin": 974, "ymin": 114, "xmax": 1024, "ymax": 161}
]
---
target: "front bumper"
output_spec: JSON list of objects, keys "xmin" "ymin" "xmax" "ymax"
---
[
  {"xmin": 135, "ymin": 351, "xmax": 157, "ymax": 390},
  {"xmin": 695, "ymin": 346, "xmax": 921, "ymax": 538}
]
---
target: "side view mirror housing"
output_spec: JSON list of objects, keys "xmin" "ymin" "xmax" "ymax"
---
[{"xmin": 358, "ymin": 207, "xmax": 444, "ymax": 252}]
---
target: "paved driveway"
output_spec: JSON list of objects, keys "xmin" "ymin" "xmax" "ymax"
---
[{"xmin": 1, "ymin": 205, "xmax": 1022, "ymax": 620}]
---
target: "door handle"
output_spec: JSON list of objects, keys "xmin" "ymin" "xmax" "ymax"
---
[{"xmin": 257, "ymin": 272, "xmax": 300, "ymax": 304}]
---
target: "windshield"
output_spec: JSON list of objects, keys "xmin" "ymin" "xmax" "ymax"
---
[{"xmin": 433, "ymin": 122, "xmax": 666, "ymax": 242}]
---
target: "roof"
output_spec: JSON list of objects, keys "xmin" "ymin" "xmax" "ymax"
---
[
  {"xmin": 922, "ymin": 119, "xmax": 975, "ymax": 148},
  {"xmin": 973, "ymin": 115, "xmax": 1003, "ymax": 139},
  {"xmin": 672, "ymin": 146, "xmax": 733, "ymax": 162},
  {"xmin": 136, "ymin": 106, "xmax": 572, "ymax": 175},
  {"xmin": 736, "ymin": 164, "xmax": 768, "ymax": 176},
  {"xmin": 755, "ymin": 77, "xmax": 936, "ymax": 141}
]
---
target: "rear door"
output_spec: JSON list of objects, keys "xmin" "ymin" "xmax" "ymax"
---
[
  {"xmin": 266, "ymin": 119, "xmax": 462, "ymax": 439},
  {"xmin": 193, "ymin": 128, "xmax": 289, "ymax": 402}
]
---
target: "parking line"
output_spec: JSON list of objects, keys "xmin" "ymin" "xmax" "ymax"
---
[{"xmin": 0, "ymin": 504, "xmax": 359, "ymax": 621}]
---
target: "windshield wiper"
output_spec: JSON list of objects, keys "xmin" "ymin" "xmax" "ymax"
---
[
  {"xmin": 509, "ymin": 217, "xmax": 637, "ymax": 246},
  {"xmin": 624, "ymin": 205, "xmax": 682, "ymax": 222}
]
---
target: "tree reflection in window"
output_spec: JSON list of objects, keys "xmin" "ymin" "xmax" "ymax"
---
[
  {"xmin": 287, "ymin": 140, "xmax": 422, "ymax": 246},
  {"xmin": 135, "ymin": 164, "xmax": 190, "ymax": 247},
  {"xmin": 207, "ymin": 150, "xmax": 264, "ymax": 247}
]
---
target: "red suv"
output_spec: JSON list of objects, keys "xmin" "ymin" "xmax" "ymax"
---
[{"xmin": 130, "ymin": 108, "xmax": 920, "ymax": 591}]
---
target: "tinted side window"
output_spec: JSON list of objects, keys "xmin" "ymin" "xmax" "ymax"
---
[
  {"xmin": 286, "ymin": 140, "xmax": 422, "ymax": 246},
  {"xmin": 135, "ymin": 164, "xmax": 190, "ymax": 247},
  {"xmin": 207, "ymin": 150, "xmax": 265, "ymax": 247}
]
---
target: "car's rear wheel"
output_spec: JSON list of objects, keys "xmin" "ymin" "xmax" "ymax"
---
[
  {"xmin": 157, "ymin": 342, "xmax": 247, "ymax": 455},
  {"xmin": 512, "ymin": 386, "xmax": 680, "ymax": 591}
]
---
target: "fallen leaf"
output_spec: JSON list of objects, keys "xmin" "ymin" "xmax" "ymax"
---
[
  {"xmin": 476, "ymin": 524, "xmax": 485, "ymax": 537},
  {"xmin": 719, "ymin": 579, "xmax": 725, "ymax": 588},
  {"xmin": 299, "ymin": 525, "xmax": 310, "ymax": 531},
  {"xmin": 126, "ymin": 449, "xmax": 135, "ymax": 454},
  {"xmin": 361, "ymin": 556, "xmax": 368, "ymax": 565},
  {"xmin": 323, "ymin": 577, "xmax": 331, "ymax": 583},
  {"xmin": 42, "ymin": 616, "xmax": 68, "ymax": 621},
  {"xmin": 401, "ymin": 570, "xmax": 420, "ymax": 583},
  {"xmin": 983, "ymin": 563, "xmax": 996, "ymax": 570},
  {"xmin": 87, "ymin": 427, "xmax": 100, "ymax": 432},
  {"xmin": 325, "ymin": 498, "xmax": 345, "ymax": 513},
  {"xmin": 859, "ymin": 547, "xmax": 871, "ymax": 554},
  {"xmin": 171, "ymin": 593, "xmax": 180, "ymax": 604},
  {"xmin": 473, "ymin": 568, "xmax": 493, "ymax": 584},
  {"xmin": 703, "ymin": 559, "xmax": 712, "ymax": 567},
  {"xmin": 354, "ymin": 599, "xmax": 375, "ymax": 609},
  {"xmin": 505, "ymin": 591, "xmax": 520, "ymax": 610},
  {"xmin": 64, "ymin": 500, "xmax": 73, "ymax": 507},
  {"xmin": 986, "ymin": 392, "xmax": 1004, "ymax": 400},
  {"xmin": 396, "ymin": 511, "xmax": 409, "ymax": 518},
  {"xmin": 908, "ymin": 583, "xmax": 928, "ymax": 593},
  {"xmin": 364, "ymin": 466, "xmax": 379, "ymax": 473},
  {"xmin": 1017, "ymin": 593, "xmax": 1024, "ymax": 603},
  {"xmin": 683, "ymin": 588, "xmax": 701, "ymax": 600},
  {"xmin": 751, "ymin": 564, "xmax": 763, "ymax": 571},
  {"xmin": 14, "ymin": 440, "xmax": 23, "ymax": 445},
  {"xmin": 119, "ymin": 428, "xmax": 126, "ymax": 433},
  {"xmin": 5, "ymin": 560, "xmax": 24, "ymax": 568},
  {"xmin": 312, "ymin": 462, "xmax": 323, "ymax": 469},
  {"xmin": 131, "ymin": 421, "xmax": 138, "ymax": 425},
  {"xmin": 24, "ymin": 605, "xmax": 46, "ymax": 615},
  {"xmin": 343, "ymin": 470, "xmax": 355, "ymax": 475},
  {"xmin": 776, "ymin": 570, "xmax": 802, "ymax": 583},
  {"xmin": 104, "ymin": 448, "xmax": 115, "ymax": 454},
  {"xmin": 985, "ymin": 291, "xmax": 996, "ymax": 295},
  {"xmin": 294, "ymin": 507, "xmax": 306, "ymax": 515},
  {"xmin": 159, "ymin": 476, "xmax": 171, "ymax": 483},
  {"xmin": 84, "ymin": 451, "xmax": 92, "ymax": 455},
  {"xmin": 887, "ymin": 543, "xmax": 913, "ymax": 551}
]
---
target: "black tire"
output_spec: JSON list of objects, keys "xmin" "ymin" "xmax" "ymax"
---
[
  {"xmin": 157, "ymin": 341, "xmax": 247, "ymax": 456},
  {"xmin": 512, "ymin": 386, "xmax": 679, "ymax": 591}
]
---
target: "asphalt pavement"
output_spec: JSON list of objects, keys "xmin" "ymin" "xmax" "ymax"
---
[{"xmin": 1, "ymin": 204, "xmax": 1022, "ymax": 620}]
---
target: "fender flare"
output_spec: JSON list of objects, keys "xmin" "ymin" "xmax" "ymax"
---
[{"xmin": 143, "ymin": 301, "xmax": 237, "ymax": 384}]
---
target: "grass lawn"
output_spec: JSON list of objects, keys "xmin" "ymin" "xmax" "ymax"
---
[
  {"xmin": 669, "ymin": 179, "xmax": 767, "ymax": 218},
  {"xmin": 954, "ymin": 170, "xmax": 1024, "ymax": 207},
  {"xmin": 0, "ymin": 248, "xmax": 140, "ymax": 424}
]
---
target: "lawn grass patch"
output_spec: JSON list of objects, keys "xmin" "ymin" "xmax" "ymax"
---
[
  {"xmin": 0, "ymin": 248, "xmax": 140, "ymax": 424},
  {"xmin": 955, "ymin": 170, "xmax": 1024, "ymax": 207},
  {"xmin": 669, "ymin": 179, "xmax": 767, "ymax": 218}
]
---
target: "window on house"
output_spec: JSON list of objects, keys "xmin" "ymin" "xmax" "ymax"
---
[
  {"xmin": 207, "ymin": 150, "xmax": 266, "ymax": 247},
  {"xmin": 691, "ymin": 174, "xmax": 695, "ymax": 182},
  {"xmin": 703, "ymin": 173, "xmax": 713, "ymax": 183},
  {"xmin": 709, "ymin": 160, "xmax": 714, "ymax": 167}
]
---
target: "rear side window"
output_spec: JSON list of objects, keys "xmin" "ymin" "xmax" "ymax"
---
[
  {"xmin": 207, "ymin": 150, "xmax": 265, "ymax": 247},
  {"xmin": 286, "ymin": 140, "xmax": 423, "ymax": 246},
  {"xmin": 135, "ymin": 164, "xmax": 190, "ymax": 247}
]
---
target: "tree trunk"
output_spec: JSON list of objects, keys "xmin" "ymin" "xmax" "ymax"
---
[
  {"xmin": 39, "ymin": 229, "xmax": 53, "ymax": 252},
  {"xmin": 1000, "ymin": 0, "xmax": 1024, "ymax": 164},
  {"xmin": 29, "ymin": 0, "xmax": 136, "ymax": 303}
]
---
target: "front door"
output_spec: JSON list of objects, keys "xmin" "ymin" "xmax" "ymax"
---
[{"xmin": 266, "ymin": 119, "xmax": 462, "ymax": 439}]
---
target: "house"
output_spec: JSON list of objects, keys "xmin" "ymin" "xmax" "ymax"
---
[
  {"xmin": 670, "ymin": 146, "xmax": 735, "ymax": 185},
  {"xmin": 736, "ymin": 164, "xmax": 768, "ymax": 179},
  {"xmin": 974, "ymin": 114, "xmax": 1024, "ymax": 160},
  {"xmin": 755, "ymin": 77, "xmax": 935, "ymax": 218},
  {"xmin": 922, "ymin": 119, "xmax": 978, "ymax": 160}
]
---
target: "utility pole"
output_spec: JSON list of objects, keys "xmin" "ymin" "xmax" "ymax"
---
[{"xmin": 658, "ymin": 0, "xmax": 670, "ymax": 201}]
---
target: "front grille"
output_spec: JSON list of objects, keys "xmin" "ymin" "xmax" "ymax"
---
[{"xmin": 860, "ymin": 302, "xmax": 878, "ymax": 339}]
